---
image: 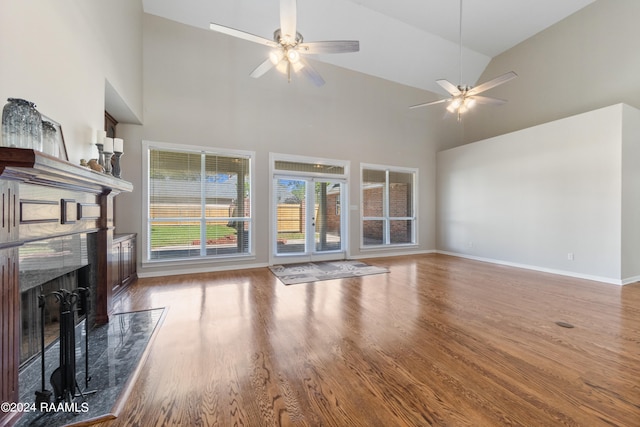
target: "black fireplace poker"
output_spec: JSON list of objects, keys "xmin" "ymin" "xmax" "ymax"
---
[
  {"xmin": 35, "ymin": 294, "xmax": 52, "ymax": 406},
  {"xmin": 78, "ymin": 287, "xmax": 92, "ymax": 389}
]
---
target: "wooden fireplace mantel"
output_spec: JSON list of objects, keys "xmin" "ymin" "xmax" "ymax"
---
[
  {"xmin": 0, "ymin": 147, "xmax": 133, "ymax": 194},
  {"xmin": 0, "ymin": 147, "xmax": 133, "ymax": 427}
]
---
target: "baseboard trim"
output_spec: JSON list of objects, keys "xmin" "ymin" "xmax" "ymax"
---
[
  {"xmin": 138, "ymin": 261, "xmax": 270, "ymax": 278},
  {"xmin": 622, "ymin": 275, "xmax": 640, "ymax": 286},
  {"xmin": 436, "ymin": 251, "xmax": 632, "ymax": 286},
  {"xmin": 138, "ymin": 250, "xmax": 436, "ymax": 278},
  {"xmin": 351, "ymin": 249, "xmax": 435, "ymax": 260}
]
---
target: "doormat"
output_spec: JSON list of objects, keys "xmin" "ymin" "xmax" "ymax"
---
[
  {"xmin": 269, "ymin": 260, "xmax": 389, "ymax": 285},
  {"xmin": 16, "ymin": 308, "xmax": 166, "ymax": 427}
]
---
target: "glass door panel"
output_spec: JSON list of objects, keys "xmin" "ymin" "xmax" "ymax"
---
[
  {"xmin": 275, "ymin": 178, "xmax": 307, "ymax": 255},
  {"xmin": 314, "ymin": 181, "xmax": 342, "ymax": 253}
]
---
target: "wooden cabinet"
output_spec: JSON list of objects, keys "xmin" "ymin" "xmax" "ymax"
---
[
  {"xmin": 120, "ymin": 235, "xmax": 136, "ymax": 288},
  {"xmin": 112, "ymin": 233, "xmax": 137, "ymax": 295}
]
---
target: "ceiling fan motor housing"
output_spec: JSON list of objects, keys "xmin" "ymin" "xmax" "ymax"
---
[{"xmin": 273, "ymin": 29, "xmax": 303, "ymax": 46}]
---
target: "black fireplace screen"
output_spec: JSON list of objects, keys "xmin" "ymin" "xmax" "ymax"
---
[
  {"xmin": 20, "ymin": 270, "xmax": 89, "ymax": 366},
  {"xmin": 19, "ymin": 234, "xmax": 91, "ymax": 367}
]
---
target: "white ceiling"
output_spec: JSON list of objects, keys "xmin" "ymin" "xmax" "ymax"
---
[{"xmin": 142, "ymin": 0, "xmax": 596, "ymax": 94}]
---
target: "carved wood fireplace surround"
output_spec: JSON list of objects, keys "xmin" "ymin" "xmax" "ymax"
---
[{"xmin": 0, "ymin": 147, "xmax": 133, "ymax": 427}]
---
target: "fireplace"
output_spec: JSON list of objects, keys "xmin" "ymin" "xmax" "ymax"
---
[
  {"xmin": 19, "ymin": 234, "xmax": 91, "ymax": 367},
  {"xmin": 0, "ymin": 147, "xmax": 132, "ymax": 426}
]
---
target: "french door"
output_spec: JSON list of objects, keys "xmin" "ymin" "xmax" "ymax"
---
[{"xmin": 273, "ymin": 176, "xmax": 346, "ymax": 262}]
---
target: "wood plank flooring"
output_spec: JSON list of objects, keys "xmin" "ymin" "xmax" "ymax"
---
[{"xmin": 95, "ymin": 254, "xmax": 640, "ymax": 426}]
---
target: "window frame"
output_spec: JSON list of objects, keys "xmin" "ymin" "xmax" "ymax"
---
[
  {"xmin": 360, "ymin": 163, "xmax": 418, "ymax": 248},
  {"xmin": 142, "ymin": 140, "xmax": 255, "ymax": 265}
]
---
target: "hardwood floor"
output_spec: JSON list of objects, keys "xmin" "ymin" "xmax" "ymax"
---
[{"xmin": 95, "ymin": 254, "xmax": 640, "ymax": 426}]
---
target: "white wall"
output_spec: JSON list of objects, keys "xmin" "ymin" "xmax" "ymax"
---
[
  {"xmin": 0, "ymin": 0, "xmax": 143, "ymax": 163},
  {"xmin": 437, "ymin": 104, "xmax": 636, "ymax": 284},
  {"xmin": 621, "ymin": 105, "xmax": 640, "ymax": 281},
  {"xmin": 115, "ymin": 14, "xmax": 450, "ymax": 276},
  {"xmin": 462, "ymin": 0, "xmax": 640, "ymax": 146}
]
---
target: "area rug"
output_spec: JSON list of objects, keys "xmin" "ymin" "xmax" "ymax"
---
[
  {"xmin": 16, "ymin": 308, "xmax": 166, "ymax": 427},
  {"xmin": 269, "ymin": 260, "xmax": 389, "ymax": 285}
]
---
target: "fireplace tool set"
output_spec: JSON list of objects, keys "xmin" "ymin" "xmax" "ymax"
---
[{"xmin": 35, "ymin": 287, "xmax": 96, "ymax": 406}]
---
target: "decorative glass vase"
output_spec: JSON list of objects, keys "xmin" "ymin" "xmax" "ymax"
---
[
  {"xmin": 42, "ymin": 120, "xmax": 59, "ymax": 157},
  {"xmin": 1, "ymin": 98, "xmax": 43, "ymax": 150}
]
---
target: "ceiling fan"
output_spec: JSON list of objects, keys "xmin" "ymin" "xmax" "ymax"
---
[
  {"xmin": 410, "ymin": 0, "xmax": 517, "ymax": 120},
  {"xmin": 209, "ymin": 0, "xmax": 359, "ymax": 86}
]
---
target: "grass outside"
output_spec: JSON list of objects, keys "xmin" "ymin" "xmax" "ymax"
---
[
  {"xmin": 151, "ymin": 224, "xmax": 236, "ymax": 248},
  {"xmin": 277, "ymin": 232, "xmax": 305, "ymax": 240},
  {"xmin": 151, "ymin": 225, "xmax": 311, "ymax": 248}
]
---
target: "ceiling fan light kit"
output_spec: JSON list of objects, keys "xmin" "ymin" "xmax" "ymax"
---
[
  {"xmin": 447, "ymin": 96, "xmax": 475, "ymax": 114},
  {"xmin": 209, "ymin": 0, "xmax": 359, "ymax": 86}
]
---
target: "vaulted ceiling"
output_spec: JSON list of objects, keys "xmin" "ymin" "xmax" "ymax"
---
[{"xmin": 143, "ymin": 0, "xmax": 596, "ymax": 94}]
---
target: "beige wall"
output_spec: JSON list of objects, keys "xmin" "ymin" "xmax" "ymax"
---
[
  {"xmin": 116, "ymin": 14, "xmax": 446, "ymax": 276},
  {"xmin": 462, "ymin": 0, "xmax": 640, "ymax": 145},
  {"xmin": 0, "ymin": 0, "xmax": 143, "ymax": 163}
]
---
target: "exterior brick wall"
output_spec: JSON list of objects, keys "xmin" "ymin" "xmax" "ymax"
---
[
  {"xmin": 362, "ymin": 183, "xmax": 411, "ymax": 243},
  {"xmin": 326, "ymin": 194, "xmax": 341, "ymax": 233}
]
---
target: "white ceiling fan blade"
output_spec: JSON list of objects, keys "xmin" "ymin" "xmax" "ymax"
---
[
  {"xmin": 280, "ymin": 0, "xmax": 297, "ymax": 43},
  {"xmin": 298, "ymin": 40, "xmax": 360, "ymax": 54},
  {"xmin": 299, "ymin": 58, "xmax": 325, "ymax": 87},
  {"xmin": 470, "ymin": 95, "xmax": 508, "ymax": 105},
  {"xmin": 409, "ymin": 98, "xmax": 449, "ymax": 109},
  {"xmin": 436, "ymin": 80, "xmax": 462, "ymax": 96},
  {"xmin": 467, "ymin": 71, "xmax": 517, "ymax": 96},
  {"xmin": 250, "ymin": 57, "xmax": 277, "ymax": 79},
  {"xmin": 209, "ymin": 23, "xmax": 278, "ymax": 48}
]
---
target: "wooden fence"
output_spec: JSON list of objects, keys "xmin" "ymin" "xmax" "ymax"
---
[{"xmin": 150, "ymin": 203, "xmax": 306, "ymax": 232}]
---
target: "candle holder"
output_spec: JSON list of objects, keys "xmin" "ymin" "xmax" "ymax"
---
[
  {"xmin": 96, "ymin": 143, "xmax": 105, "ymax": 168},
  {"xmin": 103, "ymin": 151, "xmax": 113, "ymax": 174},
  {"xmin": 112, "ymin": 151, "xmax": 123, "ymax": 178}
]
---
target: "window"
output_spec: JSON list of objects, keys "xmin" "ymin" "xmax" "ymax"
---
[
  {"xmin": 144, "ymin": 143, "xmax": 253, "ymax": 262},
  {"xmin": 361, "ymin": 165, "xmax": 416, "ymax": 247}
]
